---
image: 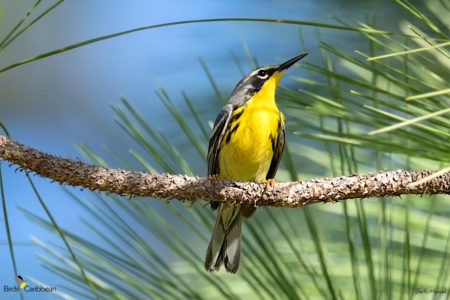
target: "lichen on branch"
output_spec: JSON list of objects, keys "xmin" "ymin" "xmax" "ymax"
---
[{"xmin": 0, "ymin": 135, "xmax": 448, "ymax": 207}]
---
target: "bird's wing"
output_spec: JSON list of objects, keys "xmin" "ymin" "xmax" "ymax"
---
[
  {"xmin": 208, "ymin": 104, "xmax": 234, "ymax": 176},
  {"xmin": 266, "ymin": 116, "xmax": 285, "ymax": 180}
]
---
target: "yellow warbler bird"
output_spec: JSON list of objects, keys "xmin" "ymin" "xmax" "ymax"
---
[{"xmin": 205, "ymin": 53, "xmax": 308, "ymax": 273}]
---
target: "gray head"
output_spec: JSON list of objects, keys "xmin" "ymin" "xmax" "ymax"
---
[{"xmin": 227, "ymin": 53, "xmax": 308, "ymax": 107}]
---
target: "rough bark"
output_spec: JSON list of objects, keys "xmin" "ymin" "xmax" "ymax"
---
[{"xmin": 0, "ymin": 135, "xmax": 448, "ymax": 207}]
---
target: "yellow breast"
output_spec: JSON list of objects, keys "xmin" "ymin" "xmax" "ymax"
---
[{"xmin": 218, "ymin": 88, "xmax": 283, "ymax": 182}]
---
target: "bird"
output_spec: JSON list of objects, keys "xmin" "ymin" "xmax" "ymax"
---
[
  {"xmin": 14, "ymin": 275, "xmax": 26, "ymax": 289},
  {"xmin": 205, "ymin": 53, "xmax": 308, "ymax": 273}
]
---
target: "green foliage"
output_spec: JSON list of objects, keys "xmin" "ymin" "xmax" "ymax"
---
[{"xmin": 1, "ymin": 0, "xmax": 449, "ymax": 299}]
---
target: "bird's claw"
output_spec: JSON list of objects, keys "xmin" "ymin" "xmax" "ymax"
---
[
  {"xmin": 262, "ymin": 179, "xmax": 275, "ymax": 189},
  {"xmin": 208, "ymin": 174, "xmax": 220, "ymax": 184}
]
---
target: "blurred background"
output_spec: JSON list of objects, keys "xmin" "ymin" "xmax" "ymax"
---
[{"xmin": 0, "ymin": 0, "xmax": 449, "ymax": 299}]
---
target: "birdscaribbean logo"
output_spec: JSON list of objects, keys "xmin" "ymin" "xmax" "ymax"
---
[
  {"xmin": 3, "ymin": 274, "xmax": 57, "ymax": 293},
  {"xmin": 14, "ymin": 275, "xmax": 26, "ymax": 292}
]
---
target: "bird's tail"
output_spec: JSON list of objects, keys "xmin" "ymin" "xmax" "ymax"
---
[{"xmin": 205, "ymin": 204, "xmax": 242, "ymax": 273}]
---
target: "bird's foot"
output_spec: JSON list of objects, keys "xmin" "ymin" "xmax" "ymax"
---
[
  {"xmin": 208, "ymin": 174, "xmax": 220, "ymax": 184},
  {"xmin": 262, "ymin": 179, "xmax": 275, "ymax": 189}
]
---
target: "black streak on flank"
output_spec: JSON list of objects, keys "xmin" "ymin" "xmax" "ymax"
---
[
  {"xmin": 270, "ymin": 133, "xmax": 276, "ymax": 153},
  {"xmin": 225, "ymin": 123, "xmax": 240, "ymax": 144},
  {"xmin": 229, "ymin": 110, "xmax": 243, "ymax": 124}
]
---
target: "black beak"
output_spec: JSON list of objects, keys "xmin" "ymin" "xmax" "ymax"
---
[{"xmin": 277, "ymin": 53, "xmax": 308, "ymax": 72}]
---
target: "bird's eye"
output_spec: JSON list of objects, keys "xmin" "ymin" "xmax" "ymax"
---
[{"xmin": 257, "ymin": 70, "xmax": 268, "ymax": 79}]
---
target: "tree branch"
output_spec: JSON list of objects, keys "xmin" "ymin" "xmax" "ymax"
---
[{"xmin": 0, "ymin": 135, "xmax": 448, "ymax": 207}]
